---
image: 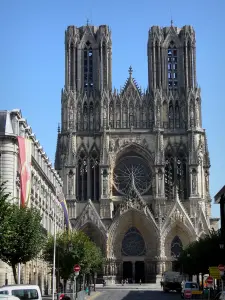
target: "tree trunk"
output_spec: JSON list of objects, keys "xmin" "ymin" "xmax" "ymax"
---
[
  {"xmin": 63, "ymin": 279, "xmax": 67, "ymax": 293},
  {"xmin": 12, "ymin": 264, "xmax": 18, "ymax": 284},
  {"xmin": 83, "ymin": 274, "xmax": 85, "ymax": 290}
]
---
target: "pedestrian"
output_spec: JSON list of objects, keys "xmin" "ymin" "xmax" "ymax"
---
[{"xmin": 139, "ymin": 279, "xmax": 142, "ymax": 285}]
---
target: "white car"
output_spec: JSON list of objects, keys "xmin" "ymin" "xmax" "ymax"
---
[
  {"xmin": 0, "ymin": 295, "xmax": 20, "ymax": 300},
  {"xmin": 0, "ymin": 285, "xmax": 42, "ymax": 300},
  {"xmin": 181, "ymin": 281, "xmax": 199, "ymax": 298}
]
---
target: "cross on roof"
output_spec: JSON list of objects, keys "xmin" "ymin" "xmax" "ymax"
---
[{"xmin": 128, "ymin": 66, "xmax": 133, "ymax": 77}]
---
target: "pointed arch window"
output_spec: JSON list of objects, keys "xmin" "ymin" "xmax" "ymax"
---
[
  {"xmin": 171, "ymin": 236, "xmax": 183, "ymax": 258},
  {"xmin": 109, "ymin": 102, "xmax": 114, "ymax": 128},
  {"xmin": 116, "ymin": 100, "xmax": 121, "ymax": 128},
  {"xmin": 90, "ymin": 150, "xmax": 100, "ymax": 201},
  {"xmin": 83, "ymin": 41, "xmax": 93, "ymax": 91},
  {"xmin": 142, "ymin": 101, "xmax": 147, "ymax": 128},
  {"xmin": 165, "ymin": 153, "xmax": 174, "ymax": 200},
  {"xmin": 77, "ymin": 103, "xmax": 81, "ymax": 130},
  {"xmin": 162, "ymin": 101, "xmax": 168, "ymax": 129},
  {"xmin": 136, "ymin": 102, "xmax": 140, "ymax": 128},
  {"xmin": 129, "ymin": 101, "xmax": 134, "ymax": 127},
  {"xmin": 168, "ymin": 41, "xmax": 178, "ymax": 90},
  {"xmin": 95, "ymin": 102, "xmax": 100, "ymax": 130},
  {"xmin": 176, "ymin": 152, "xmax": 187, "ymax": 199},
  {"xmin": 190, "ymin": 100, "xmax": 195, "ymax": 127},
  {"xmin": 169, "ymin": 102, "xmax": 174, "ymax": 129},
  {"xmin": 70, "ymin": 44, "xmax": 75, "ymax": 90},
  {"xmin": 83, "ymin": 102, "xmax": 88, "ymax": 130},
  {"xmin": 175, "ymin": 102, "xmax": 180, "ymax": 128},
  {"xmin": 149, "ymin": 103, "xmax": 154, "ymax": 129},
  {"xmin": 89, "ymin": 102, "xmax": 94, "ymax": 130},
  {"xmin": 77, "ymin": 151, "xmax": 88, "ymax": 201},
  {"xmin": 122, "ymin": 103, "xmax": 128, "ymax": 128}
]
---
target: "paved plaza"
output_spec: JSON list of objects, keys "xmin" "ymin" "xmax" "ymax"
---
[{"xmin": 89, "ymin": 289, "xmax": 180, "ymax": 300}]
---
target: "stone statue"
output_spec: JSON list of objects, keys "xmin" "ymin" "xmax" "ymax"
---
[
  {"xmin": 205, "ymin": 171, "xmax": 209, "ymax": 193},
  {"xmin": 158, "ymin": 170, "xmax": 163, "ymax": 196},
  {"xmin": 103, "ymin": 174, "xmax": 108, "ymax": 196},
  {"xmin": 192, "ymin": 170, "xmax": 197, "ymax": 195}
]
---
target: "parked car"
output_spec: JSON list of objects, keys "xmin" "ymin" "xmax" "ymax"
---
[
  {"xmin": 181, "ymin": 281, "xmax": 199, "ymax": 298},
  {"xmin": 214, "ymin": 291, "xmax": 225, "ymax": 300},
  {"xmin": 0, "ymin": 295, "xmax": 20, "ymax": 300},
  {"xmin": 0, "ymin": 285, "xmax": 41, "ymax": 300}
]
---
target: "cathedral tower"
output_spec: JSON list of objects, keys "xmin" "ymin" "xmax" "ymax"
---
[
  {"xmin": 55, "ymin": 23, "xmax": 215, "ymax": 285},
  {"xmin": 64, "ymin": 24, "xmax": 112, "ymax": 92}
]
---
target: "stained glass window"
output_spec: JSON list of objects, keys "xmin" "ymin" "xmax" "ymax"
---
[
  {"xmin": 171, "ymin": 235, "xmax": 183, "ymax": 258},
  {"xmin": 121, "ymin": 227, "xmax": 146, "ymax": 256}
]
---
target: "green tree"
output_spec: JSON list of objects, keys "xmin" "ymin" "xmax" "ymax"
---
[
  {"xmin": 0, "ymin": 182, "xmax": 13, "ymax": 234},
  {"xmin": 42, "ymin": 230, "xmax": 104, "ymax": 290},
  {"xmin": 0, "ymin": 198, "xmax": 45, "ymax": 283},
  {"xmin": 178, "ymin": 230, "xmax": 223, "ymax": 277}
]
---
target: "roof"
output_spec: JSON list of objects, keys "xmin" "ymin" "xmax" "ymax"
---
[
  {"xmin": 214, "ymin": 185, "xmax": 225, "ymax": 203},
  {"xmin": 0, "ymin": 111, "xmax": 14, "ymax": 135}
]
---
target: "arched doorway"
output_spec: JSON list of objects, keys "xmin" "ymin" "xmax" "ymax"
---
[
  {"xmin": 164, "ymin": 222, "xmax": 194, "ymax": 272},
  {"xmin": 171, "ymin": 235, "xmax": 183, "ymax": 271},
  {"xmin": 121, "ymin": 227, "xmax": 146, "ymax": 283}
]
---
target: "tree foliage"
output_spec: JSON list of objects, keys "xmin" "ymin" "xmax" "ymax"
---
[
  {"xmin": 0, "ymin": 182, "xmax": 46, "ymax": 283},
  {"xmin": 178, "ymin": 230, "xmax": 224, "ymax": 275},
  {"xmin": 42, "ymin": 230, "xmax": 104, "ymax": 287}
]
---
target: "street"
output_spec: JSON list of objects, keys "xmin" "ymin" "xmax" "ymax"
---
[{"xmin": 92, "ymin": 289, "xmax": 181, "ymax": 300}]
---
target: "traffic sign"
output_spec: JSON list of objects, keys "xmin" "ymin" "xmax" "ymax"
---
[
  {"xmin": 218, "ymin": 264, "xmax": 225, "ymax": 272},
  {"xmin": 209, "ymin": 266, "xmax": 221, "ymax": 279},
  {"xmin": 206, "ymin": 276, "xmax": 213, "ymax": 285},
  {"xmin": 74, "ymin": 264, "xmax": 81, "ymax": 273},
  {"xmin": 184, "ymin": 290, "xmax": 192, "ymax": 299}
]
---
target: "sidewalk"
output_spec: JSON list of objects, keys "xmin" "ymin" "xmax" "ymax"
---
[
  {"xmin": 95, "ymin": 283, "xmax": 161, "ymax": 290},
  {"xmin": 85, "ymin": 291, "xmax": 101, "ymax": 300}
]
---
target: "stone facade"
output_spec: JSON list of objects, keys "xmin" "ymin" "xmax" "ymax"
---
[
  {"xmin": 0, "ymin": 109, "xmax": 64, "ymax": 293},
  {"xmin": 55, "ymin": 23, "xmax": 217, "ymax": 284}
]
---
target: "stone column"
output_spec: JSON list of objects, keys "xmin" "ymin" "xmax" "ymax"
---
[{"xmin": 132, "ymin": 262, "xmax": 135, "ymax": 282}]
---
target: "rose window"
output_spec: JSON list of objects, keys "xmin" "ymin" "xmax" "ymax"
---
[
  {"xmin": 113, "ymin": 155, "xmax": 152, "ymax": 195},
  {"xmin": 121, "ymin": 227, "xmax": 146, "ymax": 256}
]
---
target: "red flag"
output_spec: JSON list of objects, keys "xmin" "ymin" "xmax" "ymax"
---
[{"xmin": 17, "ymin": 137, "xmax": 32, "ymax": 207}]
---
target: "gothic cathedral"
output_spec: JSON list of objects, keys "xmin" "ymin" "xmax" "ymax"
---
[{"xmin": 55, "ymin": 23, "xmax": 216, "ymax": 284}]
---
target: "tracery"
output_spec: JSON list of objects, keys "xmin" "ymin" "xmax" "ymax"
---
[{"xmin": 121, "ymin": 227, "xmax": 146, "ymax": 256}]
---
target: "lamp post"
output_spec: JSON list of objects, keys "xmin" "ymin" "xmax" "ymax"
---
[{"xmin": 52, "ymin": 208, "xmax": 57, "ymax": 300}]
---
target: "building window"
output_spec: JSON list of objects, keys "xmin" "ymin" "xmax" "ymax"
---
[
  {"xmin": 168, "ymin": 41, "xmax": 178, "ymax": 90},
  {"xmin": 83, "ymin": 41, "xmax": 93, "ymax": 91},
  {"xmin": 121, "ymin": 227, "xmax": 146, "ymax": 256},
  {"xmin": 165, "ymin": 155, "xmax": 174, "ymax": 200},
  {"xmin": 89, "ymin": 150, "xmax": 99, "ymax": 201},
  {"xmin": 165, "ymin": 151, "xmax": 187, "ymax": 200},
  {"xmin": 171, "ymin": 236, "xmax": 183, "ymax": 258},
  {"xmin": 77, "ymin": 151, "xmax": 88, "ymax": 201}
]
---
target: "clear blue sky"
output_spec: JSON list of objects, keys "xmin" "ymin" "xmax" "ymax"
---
[{"xmin": 0, "ymin": 0, "xmax": 224, "ymax": 218}]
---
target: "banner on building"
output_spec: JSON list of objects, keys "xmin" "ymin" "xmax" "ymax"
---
[
  {"xmin": 17, "ymin": 136, "xmax": 32, "ymax": 207},
  {"xmin": 57, "ymin": 192, "xmax": 72, "ymax": 231}
]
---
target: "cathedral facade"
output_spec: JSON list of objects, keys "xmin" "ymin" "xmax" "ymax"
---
[{"xmin": 55, "ymin": 23, "xmax": 217, "ymax": 284}]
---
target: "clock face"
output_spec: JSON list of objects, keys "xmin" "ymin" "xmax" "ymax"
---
[{"xmin": 113, "ymin": 155, "xmax": 152, "ymax": 195}]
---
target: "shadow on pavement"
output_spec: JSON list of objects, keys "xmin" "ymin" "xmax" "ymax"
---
[{"xmin": 120, "ymin": 290, "xmax": 181, "ymax": 299}]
